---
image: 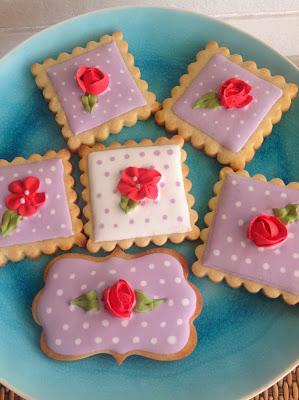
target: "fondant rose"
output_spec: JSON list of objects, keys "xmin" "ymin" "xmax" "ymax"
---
[
  {"xmin": 247, "ymin": 214, "xmax": 288, "ymax": 247},
  {"xmin": 218, "ymin": 78, "xmax": 253, "ymax": 109},
  {"xmin": 117, "ymin": 167, "xmax": 162, "ymax": 202},
  {"xmin": 76, "ymin": 66, "xmax": 109, "ymax": 96},
  {"xmin": 5, "ymin": 176, "xmax": 46, "ymax": 217},
  {"xmin": 102, "ymin": 279, "xmax": 136, "ymax": 318}
]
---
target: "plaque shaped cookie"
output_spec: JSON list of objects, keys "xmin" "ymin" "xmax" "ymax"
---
[
  {"xmin": 79, "ymin": 135, "xmax": 200, "ymax": 252},
  {"xmin": 32, "ymin": 31, "xmax": 159, "ymax": 151},
  {"xmin": 33, "ymin": 249, "xmax": 202, "ymax": 364},
  {"xmin": 0, "ymin": 149, "xmax": 85, "ymax": 265},
  {"xmin": 156, "ymin": 41, "xmax": 298, "ymax": 170},
  {"xmin": 193, "ymin": 167, "xmax": 299, "ymax": 305}
]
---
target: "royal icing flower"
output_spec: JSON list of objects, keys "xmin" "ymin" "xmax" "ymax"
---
[
  {"xmin": 117, "ymin": 167, "xmax": 162, "ymax": 213},
  {"xmin": 76, "ymin": 66, "xmax": 109, "ymax": 112},
  {"xmin": 247, "ymin": 214, "xmax": 288, "ymax": 247},
  {"xmin": 193, "ymin": 77, "xmax": 253, "ymax": 110},
  {"xmin": 71, "ymin": 280, "xmax": 166, "ymax": 315},
  {"xmin": 5, "ymin": 176, "xmax": 46, "ymax": 217},
  {"xmin": 218, "ymin": 78, "xmax": 253, "ymax": 109},
  {"xmin": 102, "ymin": 279, "xmax": 136, "ymax": 319},
  {"xmin": 1, "ymin": 176, "xmax": 46, "ymax": 238}
]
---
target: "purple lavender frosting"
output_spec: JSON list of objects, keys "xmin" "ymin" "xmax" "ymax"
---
[
  {"xmin": 203, "ymin": 174, "xmax": 299, "ymax": 295},
  {"xmin": 47, "ymin": 41, "xmax": 146, "ymax": 135},
  {"xmin": 37, "ymin": 253, "xmax": 197, "ymax": 357},
  {"xmin": 173, "ymin": 54, "xmax": 283, "ymax": 152},
  {"xmin": 0, "ymin": 158, "xmax": 73, "ymax": 246}
]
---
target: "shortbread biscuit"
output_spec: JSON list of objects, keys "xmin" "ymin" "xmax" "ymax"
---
[
  {"xmin": 193, "ymin": 167, "xmax": 299, "ymax": 305},
  {"xmin": 156, "ymin": 41, "xmax": 298, "ymax": 170},
  {"xmin": 31, "ymin": 31, "xmax": 159, "ymax": 151},
  {"xmin": 33, "ymin": 248, "xmax": 202, "ymax": 364},
  {"xmin": 79, "ymin": 135, "xmax": 200, "ymax": 252},
  {"xmin": 0, "ymin": 149, "xmax": 85, "ymax": 265}
]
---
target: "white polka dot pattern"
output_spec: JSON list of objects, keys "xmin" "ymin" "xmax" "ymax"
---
[
  {"xmin": 203, "ymin": 174, "xmax": 299, "ymax": 296},
  {"xmin": 0, "ymin": 158, "xmax": 72, "ymax": 246},
  {"xmin": 47, "ymin": 41, "xmax": 146, "ymax": 135},
  {"xmin": 36, "ymin": 253, "xmax": 197, "ymax": 356},
  {"xmin": 173, "ymin": 54, "xmax": 283, "ymax": 153}
]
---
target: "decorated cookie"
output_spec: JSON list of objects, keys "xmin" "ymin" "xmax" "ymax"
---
[
  {"xmin": 32, "ymin": 248, "xmax": 202, "ymax": 364},
  {"xmin": 31, "ymin": 31, "xmax": 159, "ymax": 151},
  {"xmin": 155, "ymin": 41, "xmax": 298, "ymax": 170},
  {"xmin": 78, "ymin": 135, "xmax": 200, "ymax": 253},
  {"xmin": 0, "ymin": 149, "xmax": 85, "ymax": 266},
  {"xmin": 193, "ymin": 167, "xmax": 299, "ymax": 305}
]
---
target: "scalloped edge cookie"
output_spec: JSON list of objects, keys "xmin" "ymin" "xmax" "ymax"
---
[
  {"xmin": 78, "ymin": 135, "xmax": 200, "ymax": 253},
  {"xmin": 155, "ymin": 41, "xmax": 298, "ymax": 170},
  {"xmin": 0, "ymin": 149, "xmax": 86, "ymax": 266},
  {"xmin": 31, "ymin": 31, "xmax": 160, "ymax": 152},
  {"xmin": 192, "ymin": 166, "xmax": 299, "ymax": 305},
  {"xmin": 32, "ymin": 247, "xmax": 203, "ymax": 364}
]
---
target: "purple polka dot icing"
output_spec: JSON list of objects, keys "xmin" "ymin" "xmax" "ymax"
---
[
  {"xmin": 203, "ymin": 174, "xmax": 299, "ymax": 295},
  {"xmin": 36, "ymin": 253, "xmax": 197, "ymax": 357},
  {"xmin": 47, "ymin": 41, "xmax": 146, "ymax": 135},
  {"xmin": 0, "ymin": 159, "xmax": 72, "ymax": 247},
  {"xmin": 172, "ymin": 54, "xmax": 283, "ymax": 152}
]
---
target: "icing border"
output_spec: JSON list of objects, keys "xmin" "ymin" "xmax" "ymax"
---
[
  {"xmin": 155, "ymin": 41, "xmax": 298, "ymax": 170},
  {"xmin": 78, "ymin": 135, "xmax": 200, "ymax": 252},
  {"xmin": 192, "ymin": 166, "xmax": 299, "ymax": 305},
  {"xmin": 32, "ymin": 247, "xmax": 202, "ymax": 364},
  {"xmin": 0, "ymin": 149, "xmax": 86, "ymax": 266},
  {"xmin": 31, "ymin": 31, "xmax": 160, "ymax": 152}
]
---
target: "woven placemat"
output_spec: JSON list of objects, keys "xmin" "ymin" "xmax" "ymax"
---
[{"xmin": 1, "ymin": 366, "xmax": 299, "ymax": 400}]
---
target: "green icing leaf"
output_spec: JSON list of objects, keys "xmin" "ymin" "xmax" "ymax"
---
[
  {"xmin": 71, "ymin": 290, "xmax": 100, "ymax": 312},
  {"xmin": 193, "ymin": 92, "xmax": 220, "ymax": 109},
  {"xmin": 1, "ymin": 210, "xmax": 22, "ymax": 238},
  {"xmin": 119, "ymin": 195, "xmax": 139, "ymax": 213},
  {"xmin": 81, "ymin": 94, "xmax": 97, "ymax": 113},
  {"xmin": 134, "ymin": 290, "xmax": 166, "ymax": 313},
  {"xmin": 273, "ymin": 204, "xmax": 299, "ymax": 225},
  {"xmin": 88, "ymin": 94, "xmax": 97, "ymax": 110}
]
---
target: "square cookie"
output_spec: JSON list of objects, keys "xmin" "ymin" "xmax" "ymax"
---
[
  {"xmin": 79, "ymin": 135, "xmax": 200, "ymax": 252},
  {"xmin": 156, "ymin": 41, "xmax": 298, "ymax": 170},
  {"xmin": 32, "ymin": 31, "xmax": 159, "ymax": 151},
  {"xmin": 193, "ymin": 167, "xmax": 299, "ymax": 305},
  {"xmin": 0, "ymin": 149, "xmax": 85, "ymax": 265},
  {"xmin": 33, "ymin": 248, "xmax": 202, "ymax": 364}
]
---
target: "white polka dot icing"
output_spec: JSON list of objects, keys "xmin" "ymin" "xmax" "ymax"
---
[
  {"xmin": 172, "ymin": 54, "xmax": 283, "ymax": 153},
  {"xmin": 87, "ymin": 144, "xmax": 191, "ymax": 242},
  {"xmin": 0, "ymin": 158, "xmax": 72, "ymax": 247},
  {"xmin": 47, "ymin": 41, "xmax": 146, "ymax": 135},
  {"xmin": 36, "ymin": 253, "xmax": 198, "ymax": 358},
  {"xmin": 203, "ymin": 174, "xmax": 299, "ymax": 295}
]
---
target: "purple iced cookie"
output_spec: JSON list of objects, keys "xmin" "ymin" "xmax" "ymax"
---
[
  {"xmin": 33, "ymin": 249, "xmax": 202, "ymax": 364},
  {"xmin": 156, "ymin": 41, "xmax": 298, "ymax": 170},
  {"xmin": 31, "ymin": 32, "xmax": 159, "ymax": 151},
  {"xmin": 193, "ymin": 168, "xmax": 299, "ymax": 305}
]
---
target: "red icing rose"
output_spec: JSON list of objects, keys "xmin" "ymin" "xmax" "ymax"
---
[
  {"xmin": 218, "ymin": 78, "xmax": 253, "ymax": 109},
  {"xmin": 102, "ymin": 279, "xmax": 136, "ymax": 318},
  {"xmin": 5, "ymin": 176, "xmax": 46, "ymax": 217},
  {"xmin": 117, "ymin": 167, "xmax": 162, "ymax": 202},
  {"xmin": 247, "ymin": 214, "xmax": 288, "ymax": 247},
  {"xmin": 76, "ymin": 66, "xmax": 109, "ymax": 95}
]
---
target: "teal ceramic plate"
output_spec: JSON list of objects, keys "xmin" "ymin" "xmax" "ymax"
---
[{"xmin": 0, "ymin": 7, "xmax": 298, "ymax": 400}]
